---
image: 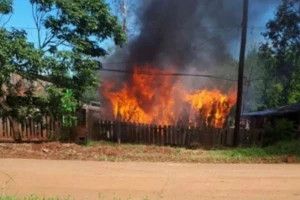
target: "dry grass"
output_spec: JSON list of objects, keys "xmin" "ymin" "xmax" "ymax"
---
[{"xmin": 0, "ymin": 140, "xmax": 299, "ymax": 163}]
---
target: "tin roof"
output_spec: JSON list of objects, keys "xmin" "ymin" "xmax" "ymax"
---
[{"xmin": 242, "ymin": 102, "xmax": 300, "ymax": 117}]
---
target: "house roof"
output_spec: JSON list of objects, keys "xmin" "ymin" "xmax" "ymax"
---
[
  {"xmin": 242, "ymin": 102, "xmax": 300, "ymax": 117},
  {"xmin": 242, "ymin": 109, "xmax": 277, "ymax": 117},
  {"xmin": 8, "ymin": 73, "xmax": 51, "ymax": 97}
]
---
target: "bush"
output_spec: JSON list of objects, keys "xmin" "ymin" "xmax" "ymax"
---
[
  {"xmin": 264, "ymin": 140, "xmax": 300, "ymax": 157},
  {"xmin": 264, "ymin": 118, "xmax": 296, "ymax": 146}
]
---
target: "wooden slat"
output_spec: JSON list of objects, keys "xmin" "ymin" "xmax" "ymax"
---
[
  {"xmin": 26, "ymin": 118, "xmax": 31, "ymax": 139},
  {"xmin": 0, "ymin": 115, "xmax": 268, "ymax": 146},
  {"xmin": 149, "ymin": 124, "xmax": 153, "ymax": 144},
  {"xmin": 133, "ymin": 123, "xmax": 137, "ymax": 143},
  {"xmin": 145, "ymin": 124, "xmax": 149, "ymax": 144},
  {"xmin": 162, "ymin": 125, "xmax": 166, "ymax": 146},
  {"xmin": 19, "ymin": 123, "xmax": 23, "ymax": 139},
  {"xmin": 158, "ymin": 125, "xmax": 162, "ymax": 145},
  {"xmin": 7, "ymin": 118, "xmax": 11, "ymax": 138},
  {"xmin": 182, "ymin": 126, "xmax": 187, "ymax": 146},
  {"xmin": 37, "ymin": 122, "xmax": 41, "ymax": 139},
  {"xmin": 137, "ymin": 123, "xmax": 142, "ymax": 143},
  {"xmin": 171, "ymin": 125, "xmax": 176, "ymax": 146},
  {"xmin": 0, "ymin": 117, "xmax": 3, "ymax": 138},
  {"xmin": 141, "ymin": 123, "xmax": 145, "ymax": 143},
  {"xmin": 138, "ymin": 123, "xmax": 142, "ymax": 143},
  {"xmin": 42, "ymin": 118, "xmax": 47, "ymax": 140}
]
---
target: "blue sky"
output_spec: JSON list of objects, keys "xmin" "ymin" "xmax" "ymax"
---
[
  {"xmin": 1, "ymin": 0, "xmax": 279, "ymax": 58},
  {"xmin": 2, "ymin": 0, "xmax": 116, "ymax": 47}
]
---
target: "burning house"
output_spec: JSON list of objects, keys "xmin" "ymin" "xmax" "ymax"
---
[
  {"xmin": 99, "ymin": 0, "xmax": 280, "ymax": 129},
  {"xmin": 102, "ymin": 67, "xmax": 236, "ymax": 128}
]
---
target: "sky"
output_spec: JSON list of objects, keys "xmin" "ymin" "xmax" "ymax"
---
[
  {"xmin": 1, "ymin": 0, "xmax": 279, "ymax": 58},
  {"xmin": 1, "ymin": 0, "xmax": 116, "ymax": 47}
]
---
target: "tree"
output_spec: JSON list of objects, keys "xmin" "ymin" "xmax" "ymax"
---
[
  {"xmin": 259, "ymin": 0, "xmax": 300, "ymax": 108},
  {"xmin": 0, "ymin": 0, "xmax": 126, "ymax": 141},
  {"xmin": 242, "ymin": 47, "xmax": 268, "ymax": 111}
]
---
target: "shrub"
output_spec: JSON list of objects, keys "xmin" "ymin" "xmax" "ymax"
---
[{"xmin": 264, "ymin": 118, "xmax": 296, "ymax": 146}]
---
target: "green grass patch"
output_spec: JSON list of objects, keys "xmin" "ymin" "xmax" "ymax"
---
[
  {"xmin": 210, "ymin": 140, "xmax": 300, "ymax": 163},
  {"xmin": 264, "ymin": 140, "xmax": 300, "ymax": 156},
  {"xmin": 85, "ymin": 140, "xmax": 99, "ymax": 147}
]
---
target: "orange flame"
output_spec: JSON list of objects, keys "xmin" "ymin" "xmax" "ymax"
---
[
  {"xmin": 184, "ymin": 89, "xmax": 236, "ymax": 128},
  {"xmin": 102, "ymin": 66, "xmax": 236, "ymax": 128}
]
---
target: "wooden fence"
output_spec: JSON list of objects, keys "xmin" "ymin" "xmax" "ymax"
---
[
  {"xmin": 88, "ymin": 120, "xmax": 265, "ymax": 147},
  {"xmin": 0, "ymin": 116, "xmax": 60, "ymax": 142}
]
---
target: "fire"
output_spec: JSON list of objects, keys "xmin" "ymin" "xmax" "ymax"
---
[
  {"xmin": 102, "ymin": 66, "xmax": 236, "ymax": 128},
  {"xmin": 184, "ymin": 89, "xmax": 236, "ymax": 128}
]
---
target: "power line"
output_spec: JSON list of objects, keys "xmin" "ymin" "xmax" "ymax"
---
[
  {"xmin": 3, "ymin": 25, "xmax": 239, "ymax": 31},
  {"xmin": 99, "ymin": 68, "xmax": 237, "ymax": 82},
  {"xmin": 5, "ymin": 25, "xmax": 300, "ymax": 37}
]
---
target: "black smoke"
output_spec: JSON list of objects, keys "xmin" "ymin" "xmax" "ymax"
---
[
  {"xmin": 107, "ymin": 0, "xmax": 280, "ymax": 72},
  {"xmin": 127, "ymin": 0, "xmax": 238, "ymax": 70}
]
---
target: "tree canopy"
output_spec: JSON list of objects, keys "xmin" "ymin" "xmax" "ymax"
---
[
  {"xmin": 242, "ymin": 0, "xmax": 300, "ymax": 111},
  {"xmin": 0, "ymin": 0, "xmax": 126, "ymax": 140},
  {"xmin": 258, "ymin": 0, "xmax": 300, "ymax": 109}
]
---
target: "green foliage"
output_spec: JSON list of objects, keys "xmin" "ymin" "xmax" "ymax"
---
[
  {"xmin": 0, "ymin": 0, "xmax": 126, "ymax": 136},
  {"xmin": 61, "ymin": 89, "xmax": 77, "ymax": 127},
  {"xmin": 80, "ymin": 72, "xmax": 101, "ymax": 103},
  {"xmin": 85, "ymin": 139, "xmax": 99, "ymax": 147},
  {"xmin": 264, "ymin": 140, "xmax": 300, "ymax": 156},
  {"xmin": 211, "ymin": 140, "xmax": 300, "ymax": 163},
  {"xmin": 264, "ymin": 118, "xmax": 296, "ymax": 145},
  {"xmin": 258, "ymin": 0, "xmax": 300, "ymax": 108},
  {"xmin": 0, "ymin": 0, "xmax": 12, "ymax": 15},
  {"xmin": 243, "ymin": 47, "xmax": 275, "ymax": 111}
]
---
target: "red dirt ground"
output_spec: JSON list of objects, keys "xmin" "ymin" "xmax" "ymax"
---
[
  {"xmin": 1, "ymin": 159, "xmax": 300, "ymax": 200},
  {"xmin": 0, "ymin": 142, "xmax": 211, "ymax": 162},
  {"xmin": 0, "ymin": 142, "xmax": 294, "ymax": 163}
]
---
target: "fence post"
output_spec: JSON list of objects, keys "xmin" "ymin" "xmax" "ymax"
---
[
  {"xmin": 164, "ymin": 125, "xmax": 167, "ymax": 145},
  {"xmin": 139, "ymin": 123, "xmax": 144, "ymax": 143},
  {"xmin": 167, "ymin": 125, "xmax": 171, "ymax": 145},
  {"xmin": 85, "ymin": 105, "xmax": 89, "ymax": 143},
  {"xmin": 188, "ymin": 126, "xmax": 194, "ymax": 147},
  {"xmin": 150, "ymin": 124, "xmax": 155, "ymax": 144},
  {"xmin": 0, "ymin": 117, "xmax": 3, "ymax": 139},
  {"xmin": 117, "ymin": 113, "xmax": 121, "ymax": 145},
  {"xmin": 158, "ymin": 125, "xmax": 162, "ymax": 146}
]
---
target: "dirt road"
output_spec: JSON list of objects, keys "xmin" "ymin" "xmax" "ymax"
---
[{"xmin": 0, "ymin": 159, "xmax": 300, "ymax": 200}]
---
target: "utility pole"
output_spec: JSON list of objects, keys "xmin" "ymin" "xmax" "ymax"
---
[{"xmin": 234, "ymin": 0, "xmax": 248, "ymax": 146}]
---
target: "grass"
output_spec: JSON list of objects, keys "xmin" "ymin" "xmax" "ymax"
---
[
  {"xmin": 264, "ymin": 140, "xmax": 300, "ymax": 156},
  {"xmin": 210, "ymin": 140, "xmax": 300, "ymax": 163},
  {"xmin": 84, "ymin": 139, "xmax": 300, "ymax": 163},
  {"xmin": 1, "ymin": 139, "xmax": 300, "ymax": 163},
  {"xmin": 85, "ymin": 139, "xmax": 99, "ymax": 147}
]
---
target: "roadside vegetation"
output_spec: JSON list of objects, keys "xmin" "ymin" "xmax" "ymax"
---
[
  {"xmin": 210, "ymin": 140, "xmax": 300, "ymax": 163},
  {"xmin": 0, "ymin": 140, "xmax": 299, "ymax": 163}
]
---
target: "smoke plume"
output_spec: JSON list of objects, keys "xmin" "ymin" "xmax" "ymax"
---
[
  {"xmin": 100, "ymin": 0, "xmax": 282, "ymax": 124},
  {"xmin": 107, "ymin": 0, "xmax": 280, "ymax": 72}
]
